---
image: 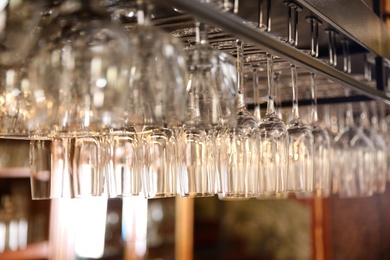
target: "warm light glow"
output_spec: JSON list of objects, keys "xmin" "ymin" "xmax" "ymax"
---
[
  {"xmin": 74, "ymin": 197, "xmax": 108, "ymax": 259},
  {"xmin": 122, "ymin": 196, "xmax": 148, "ymax": 258}
]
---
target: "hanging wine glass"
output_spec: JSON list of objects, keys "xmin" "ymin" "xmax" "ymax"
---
[
  {"xmin": 110, "ymin": 0, "xmax": 189, "ymax": 199},
  {"xmin": 258, "ymin": 54, "xmax": 289, "ymax": 199},
  {"xmin": 378, "ymin": 102, "xmax": 390, "ymax": 181},
  {"xmin": 333, "ymin": 90, "xmax": 375, "ymax": 198},
  {"xmin": 245, "ymin": 54, "xmax": 266, "ymax": 123},
  {"xmin": 178, "ymin": 18, "xmax": 237, "ymax": 198},
  {"xmin": 28, "ymin": 0, "xmax": 134, "ymax": 198},
  {"xmin": 309, "ymin": 73, "xmax": 331, "ymax": 197},
  {"xmin": 358, "ymin": 101, "xmax": 387, "ymax": 194},
  {"xmin": 286, "ymin": 64, "xmax": 314, "ymax": 197},
  {"xmin": 219, "ymin": 39, "xmax": 258, "ymax": 199},
  {"xmin": 0, "ymin": 0, "xmax": 47, "ymax": 138},
  {"xmin": 322, "ymin": 104, "xmax": 340, "ymax": 194}
]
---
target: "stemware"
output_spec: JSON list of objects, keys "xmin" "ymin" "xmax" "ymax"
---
[
  {"xmin": 287, "ymin": 64, "xmax": 314, "ymax": 197},
  {"xmin": 219, "ymin": 39, "xmax": 258, "ymax": 199},
  {"xmin": 309, "ymin": 73, "xmax": 331, "ymax": 197},
  {"xmin": 29, "ymin": 140, "xmax": 52, "ymax": 200},
  {"xmin": 358, "ymin": 101, "xmax": 387, "ymax": 194},
  {"xmin": 0, "ymin": 1, "xmax": 46, "ymax": 138},
  {"xmin": 111, "ymin": 0, "xmax": 189, "ymax": 199},
  {"xmin": 257, "ymin": 54, "xmax": 289, "ymax": 198},
  {"xmin": 178, "ymin": 18, "xmax": 236, "ymax": 198},
  {"xmin": 249, "ymin": 57, "xmax": 263, "ymax": 123},
  {"xmin": 28, "ymin": 0, "xmax": 134, "ymax": 198},
  {"xmin": 333, "ymin": 90, "xmax": 375, "ymax": 198},
  {"xmin": 378, "ymin": 103, "xmax": 390, "ymax": 181}
]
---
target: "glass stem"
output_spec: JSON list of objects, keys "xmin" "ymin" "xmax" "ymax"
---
[
  {"xmin": 236, "ymin": 39, "xmax": 246, "ymax": 111},
  {"xmin": 195, "ymin": 21, "xmax": 208, "ymax": 45},
  {"xmin": 359, "ymin": 102, "xmax": 370, "ymax": 128},
  {"xmin": 310, "ymin": 72, "xmax": 318, "ymax": 124},
  {"xmin": 266, "ymin": 0, "xmax": 271, "ymax": 32},
  {"xmin": 136, "ymin": 0, "xmax": 152, "ymax": 26},
  {"xmin": 342, "ymin": 40, "xmax": 351, "ymax": 73},
  {"xmin": 290, "ymin": 63, "xmax": 299, "ymax": 120},
  {"xmin": 266, "ymin": 53, "xmax": 275, "ymax": 115},
  {"xmin": 274, "ymin": 72, "xmax": 282, "ymax": 119},
  {"xmin": 233, "ymin": 0, "xmax": 239, "ymax": 14},
  {"xmin": 344, "ymin": 89, "xmax": 355, "ymax": 127},
  {"xmin": 369, "ymin": 101, "xmax": 380, "ymax": 131},
  {"xmin": 252, "ymin": 65, "xmax": 261, "ymax": 121},
  {"xmin": 258, "ymin": 0, "xmax": 264, "ymax": 28}
]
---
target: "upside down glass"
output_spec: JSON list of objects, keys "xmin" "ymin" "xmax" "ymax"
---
[
  {"xmin": 287, "ymin": 64, "xmax": 314, "ymax": 197},
  {"xmin": 28, "ymin": 0, "xmax": 134, "ymax": 197},
  {"xmin": 258, "ymin": 54, "xmax": 289, "ymax": 199},
  {"xmin": 113, "ymin": 0, "xmax": 188, "ymax": 198},
  {"xmin": 310, "ymin": 73, "xmax": 331, "ymax": 197},
  {"xmin": 219, "ymin": 39, "xmax": 258, "ymax": 199},
  {"xmin": 178, "ymin": 20, "xmax": 236, "ymax": 197},
  {"xmin": 333, "ymin": 91, "xmax": 375, "ymax": 198},
  {"xmin": 0, "ymin": 0, "xmax": 46, "ymax": 138},
  {"xmin": 358, "ymin": 102, "xmax": 387, "ymax": 194}
]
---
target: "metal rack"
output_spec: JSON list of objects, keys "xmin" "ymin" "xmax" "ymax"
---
[{"xmin": 138, "ymin": 0, "xmax": 390, "ymax": 106}]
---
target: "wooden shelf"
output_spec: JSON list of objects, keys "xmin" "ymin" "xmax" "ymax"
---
[
  {"xmin": 0, "ymin": 167, "xmax": 30, "ymax": 178},
  {"xmin": 0, "ymin": 241, "xmax": 49, "ymax": 260}
]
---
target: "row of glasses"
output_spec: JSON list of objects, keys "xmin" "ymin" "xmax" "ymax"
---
[
  {"xmin": 333, "ymin": 91, "xmax": 376, "ymax": 198},
  {"xmin": 218, "ymin": 39, "xmax": 258, "ymax": 199},
  {"xmin": 178, "ymin": 15, "xmax": 237, "ymax": 198},
  {"xmin": 3, "ymin": 0, "xmax": 388, "ymax": 200},
  {"xmin": 28, "ymin": 0, "xmax": 239, "ymax": 200},
  {"xmin": 29, "ymin": 0, "xmax": 135, "ymax": 199},
  {"xmin": 28, "ymin": 0, "xmax": 191, "ymax": 199},
  {"xmin": 114, "ymin": 0, "xmax": 188, "ymax": 199}
]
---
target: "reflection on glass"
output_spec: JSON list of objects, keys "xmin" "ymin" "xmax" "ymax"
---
[
  {"xmin": 333, "ymin": 91, "xmax": 375, "ymax": 198},
  {"xmin": 258, "ymin": 54, "xmax": 288, "ymax": 199},
  {"xmin": 287, "ymin": 64, "xmax": 314, "ymax": 197},
  {"xmin": 309, "ymin": 73, "xmax": 331, "ymax": 197}
]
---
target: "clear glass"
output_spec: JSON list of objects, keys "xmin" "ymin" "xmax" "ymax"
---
[
  {"xmin": 258, "ymin": 54, "xmax": 289, "ymax": 198},
  {"xmin": 177, "ymin": 127, "xmax": 215, "ymax": 197},
  {"xmin": 219, "ymin": 40, "xmax": 258, "ymax": 199},
  {"xmin": 0, "ymin": 1, "xmax": 46, "ymax": 138},
  {"xmin": 105, "ymin": 127, "xmax": 141, "ymax": 197},
  {"xmin": 287, "ymin": 64, "xmax": 314, "ymax": 197},
  {"xmin": 178, "ymin": 21, "xmax": 236, "ymax": 198},
  {"xmin": 0, "ymin": 68, "xmax": 33, "ymax": 138},
  {"xmin": 30, "ymin": 137, "xmax": 74, "ymax": 199},
  {"xmin": 333, "ymin": 93, "xmax": 375, "ymax": 198},
  {"xmin": 29, "ymin": 140, "xmax": 52, "ymax": 200},
  {"xmin": 378, "ymin": 103, "xmax": 390, "ymax": 181},
  {"xmin": 310, "ymin": 73, "xmax": 331, "ymax": 197},
  {"xmin": 139, "ymin": 127, "xmax": 178, "ymax": 198},
  {"xmin": 71, "ymin": 136, "xmax": 104, "ymax": 198},
  {"xmin": 121, "ymin": 1, "xmax": 189, "ymax": 127},
  {"xmin": 28, "ymin": 0, "xmax": 133, "ymax": 138},
  {"xmin": 358, "ymin": 101, "xmax": 387, "ymax": 194},
  {"xmin": 71, "ymin": 136, "xmax": 104, "ymax": 197}
]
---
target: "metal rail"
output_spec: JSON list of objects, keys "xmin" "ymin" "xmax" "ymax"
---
[{"xmin": 163, "ymin": 0, "xmax": 390, "ymax": 105}]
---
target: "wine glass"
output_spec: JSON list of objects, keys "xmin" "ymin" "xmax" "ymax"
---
[
  {"xmin": 245, "ymin": 54, "xmax": 266, "ymax": 123},
  {"xmin": 378, "ymin": 102, "xmax": 390, "ymax": 181},
  {"xmin": 178, "ymin": 19, "xmax": 236, "ymax": 198},
  {"xmin": 28, "ymin": 0, "xmax": 134, "ymax": 197},
  {"xmin": 110, "ymin": 0, "xmax": 189, "ymax": 199},
  {"xmin": 286, "ymin": 64, "xmax": 314, "ymax": 197},
  {"xmin": 358, "ymin": 101, "xmax": 387, "ymax": 194},
  {"xmin": 257, "ymin": 54, "xmax": 289, "ymax": 199},
  {"xmin": 219, "ymin": 39, "xmax": 258, "ymax": 199},
  {"xmin": 309, "ymin": 73, "xmax": 331, "ymax": 198},
  {"xmin": 333, "ymin": 90, "xmax": 375, "ymax": 198},
  {"xmin": 0, "ymin": 0, "xmax": 47, "ymax": 138}
]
